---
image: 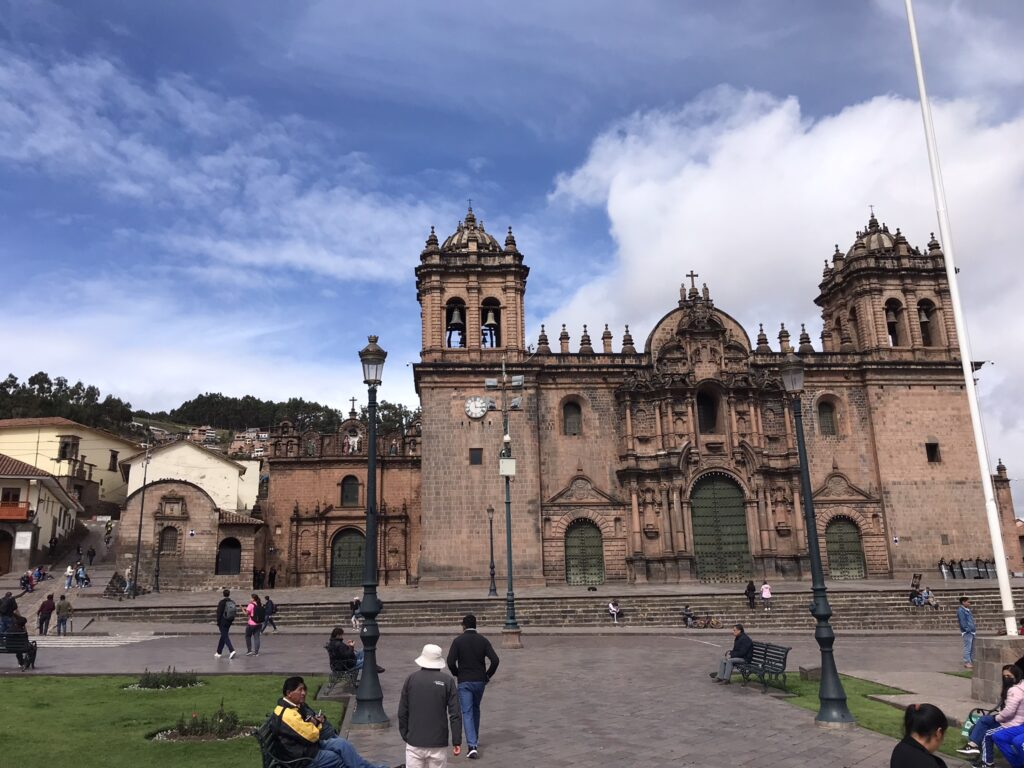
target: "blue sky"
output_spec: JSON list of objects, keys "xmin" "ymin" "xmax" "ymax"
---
[{"xmin": 2, "ymin": 1, "xmax": 1024, "ymax": 499}]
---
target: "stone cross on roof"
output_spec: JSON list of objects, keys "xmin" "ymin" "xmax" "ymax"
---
[{"xmin": 686, "ymin": 270, "xmax": 699, "ymax": 290}]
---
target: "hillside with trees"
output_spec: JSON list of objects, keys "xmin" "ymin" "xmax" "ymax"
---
[{"xmin": 0, "ymin": 372, "xmax": 137, "ymax": 435}]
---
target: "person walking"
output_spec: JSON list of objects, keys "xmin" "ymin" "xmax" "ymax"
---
[
  {"xmin": 744, "ymin": 580, "xmax": 757, "ymax": 610},
  {"xmin": 446, "ymin": 614, "xmax": 499, "ymax": 760},
  {"xmin": 64, "ymin": 564, "xmax": 74, "ymax": 591},
  {"xmin": 123, "ymin": 564, "xmax": 133, "ymax": 594},
  {"xmin": 263, "ymin": 595, "xmax": 278, "ymax": 632},
  {"xmin": 350, "ymin": 596, "xmax": 362, "ymax": 629},
  {"xmin": 959, "ymin": 596, "xmax": 977, "ymax": 669},
  {"xmin": 760, "ymin": 580, "xmax": 773, "ymax": 612},
  {"xmin": 245, "ymin": 593, "xmax": 265, "ymax": 656},
  {"xmin": 268, "ymin": 566, "xmax": 278, "ymax": 589},
  {"xmin": 37, "ymin": 593, "xmax": 56, "ymax": 636},
  {"xmin": 86, "ymin": 546, "xmax": 96, "ymax": 566},
  {"xmin": 399, "ymin": 644, "xmax": 462, "ymax": 768},
  {"xmin": 214, "ymin": 588, "xmax": 238, "ymax": 659},
  {"xmin": 55, "ymin": 594, "xmax": 72, "ymax": 636}
]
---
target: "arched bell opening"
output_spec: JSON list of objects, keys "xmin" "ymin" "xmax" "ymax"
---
[
  {"xmin": 481, "ymin": 298, "xmax": 501, "ymax": 348},
  {"xmin": 445, "ymin": 299, "xmax": 467, "ymax": 348}
]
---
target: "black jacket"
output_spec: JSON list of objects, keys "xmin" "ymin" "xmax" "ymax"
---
[
  {"xmin": 215, "ymin": 597, "xmax": 234, "ymax": 626},
  {"xmin": 447, "ymin": 629, "xmax": 500, "ymax": 683},
  {"xmin": 890, "ymin": 737, "xmax": 947, "ymax": 768},
  {"xmin": 326, "ymin": 639, "xmax": 357, "ymax": 673},
  {"xmin": 399, "ymin": 668, "xmax": 462, "ymax": 748},
  {"xmin": 730, "ymin": 632, "xmax": 754, "ymax": 662}
]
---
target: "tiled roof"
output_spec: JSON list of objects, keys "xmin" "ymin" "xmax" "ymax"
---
[
  {"xmin": 219, "ymin": 511, "xmax": 264, "ymax": 526},
  {"xmin": 0, "ymin": 452, "xmax": 53, "ymax": 478}
]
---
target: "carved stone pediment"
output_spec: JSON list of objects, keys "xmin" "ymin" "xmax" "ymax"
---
[
  {"xmin": 812, "ymin": 472, "xmax": 875, "ymax": 502},
  {"xmin": 547, "ymin": 475, "xmax": 620, "ymax": 505}
]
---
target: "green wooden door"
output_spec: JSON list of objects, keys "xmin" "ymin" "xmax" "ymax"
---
[
  {"xmin": 825, "ymin": 518, "xmax": 866, "ymax": 579},
  {"xmin": 330, "ymin": 529, "xmax": 365, "ymax": 587},
  {"xmin": 690, "ymin": 475, "xmax": 751, "ymax": 582},
  {"xmin": 564, "ymin": 520, "xmax": 605, "ymax": 586}
]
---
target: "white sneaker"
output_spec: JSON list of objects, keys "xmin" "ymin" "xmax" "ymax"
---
[
  {"xmin": 229, "ymin": 650, "xmax": 237, "ymax": 659},
  {"xmin": 214, "ymin": 652, "xmax": 222, "ymax": 659}
]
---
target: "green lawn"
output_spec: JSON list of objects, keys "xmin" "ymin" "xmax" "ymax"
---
[
  {"xmin": 784, "ymin": 674, "xmax": 968, "ymax": 760},
  {"xmin": 0, "ymin": 675, "xmax": 331, "ymax": 768}
]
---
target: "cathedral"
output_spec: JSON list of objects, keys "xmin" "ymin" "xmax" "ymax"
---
[{"xmin": 261, "ymin": 205, "xmax": 1018, "ymax": 588}]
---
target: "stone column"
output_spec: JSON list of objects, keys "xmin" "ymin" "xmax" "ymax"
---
[
  {"xmin": 629, "ymin": 484, "xmax": 642, "ymax": 555},
  {"xmin": 782, "ymin": 399, "xmax": 795, "ymax": 451},
  {"xmin": 624, "ymin": 401, "xmax": 635, "ymax": 454},
  {"xmin": 655, "ymin": 401, "xmax": 664, "ymax": 451},
  {"xmin": 792, "ymin": 480, "xmax": 806, "ymax": 552},
  {"xmin": 660, "ymin": 484, "xmax": 673, "ymax": 554},
  {"xmin": 973, "ymin": 638, "xmax": 1024, "ymax": 703},
  {"xmin": 467, "ymin": 283, "xmax": 481, "ymax": 350},
  {"xmin": 681, "ymin": 493, "xmax": 694, "ymax": 557},
  {"xmin": 755, "ymin": 480, "xmax": 771, "ymax": 552},
  {"xmin": 686, "ymin": 397, "xmax": 698, "ymax": 450},
  {"xmin": 905, "ymin": 291, "xmax": 922, "ymax": 347},
  {"xmin": 727, "ymin": 395, "xmax": 738, "ymax": 452},
  {"xmin": 671, "ymin": 486, "xmax": 686, "ymax": 552}
]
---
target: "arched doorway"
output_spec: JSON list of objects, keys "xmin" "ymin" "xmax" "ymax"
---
[
  {"xmin": 215, "ymin": 537, "xmax": 242, "ymax": 575},
  {"xmin": 690, "ymin": 474, "xmax": 751, "ymax": 581},
  {"xmin": 564, "ymin": 519, "xmax": 604, "ymax": 586},
  {"xmin": 825, "ymin": 518, "xmax": 866, "ymax": 579},
  {"xmin": 0, "ymin": 530, "xmax": 12, "ymax": 575},
  {"xmin": 330, "ymin": 529, "xmax": 365, "ymax": 587}
]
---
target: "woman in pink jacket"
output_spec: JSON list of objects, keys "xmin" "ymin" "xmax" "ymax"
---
[
  {"xmin": 244, "ymin": 593, "xmax": 264, "ymax": 657},
  {"xmin": 977, "ymin": 672, "xmax": 1024, "ymax": 768}
]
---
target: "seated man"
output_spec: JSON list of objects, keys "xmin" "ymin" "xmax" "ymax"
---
[
  {"xmin": 709, "ymin": 624, "xmax": 754, "ymax": 684},
  {"xmin": 271, "ymin": 676, "xmax": 393, "ymax": 768},
  {"xmin": 908, "ymin": 588, "xmax": 924, "ymax": 607},
  {"xmin": 607, "ymin": 600, "xmax": 623, "ymax": 625},
  {"xmin": 325, "ymin": 627, "xmax": 384, "ymax": 677},
  {"xmin": 681, "ymin": 604, "xmax": 696, "ymax": 628}
]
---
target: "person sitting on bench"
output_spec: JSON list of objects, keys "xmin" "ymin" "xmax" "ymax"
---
[
  {"xmin": 710, "ymin": 624, "xmax": 754, "ymax": 684},
  {"xmin": 326, "ymin": 626, "xmax": 384, "ymax": 677}
]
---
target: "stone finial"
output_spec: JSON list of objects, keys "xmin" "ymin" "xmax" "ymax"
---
[
  {"xmin": 927, "ymin": 232, "xmax": 944, "ymax": 257},
  {"xmin": 621, "ymin": 324, "xmax": 636, "ymax": 354},
  {"xmin": 997, "ymin": 458, "xmax": 1008, "ymax": 479},
  {"xmin": 536, "ymin": 324, "xmax": 551, "ymax": 354},
  {"xmin": 798, "ymin": 324, "xmax": 814, "ymax": 354},
  {"xmin": 559, "ymin": 323, "xmax": 570, "ymax": 354},
  {"xmin": 822, "ymin": 259, "xmax": 833, "ymax": 279},
  {"xmin": 867, "ymin": 207, "xmax": 879, "ymax": 231},
  {"xmin": 422, "ymin": 225, "xmax": 439, "ymax": 254},
  {"xmin": 579, "ymin": 324, "xmax": 594, "ymax": 355},
  {"xmin": 601, "ymin": 323, "xmax": 613, "ymax": 353},
  {"xmin": 755, "ymin": 323, "xmax": 771, "ymax": 353},
  {"xmin": 464, "ymin": 203, "xmax": 476, "ymax": 227},
  {"xmin": 778, "ymin": 323, "xmax": 792, "ymax": 353},
  {"xmin": 505, "ymin": 225, "xmax": 517, "ymax": 251}
]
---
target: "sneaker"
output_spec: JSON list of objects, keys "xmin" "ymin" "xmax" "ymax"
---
[
  {"xmin": 467, "ymin": 747, "xmax": 479, "ymax": 759},
  {"xmin": 709, "ymin": 672, "xmax": 718, "ymax": 679},
  {"xmin": 229, "ymin": 650, "xmax": 237, "ymax": 659},
  {"xmin": 376, "ymin": 665, "xmax": 386, "ymax": 673},
  {"xmin": 956, "ymin": 745, "xmax": 980, "ymax": 755},
  {"xmin": 253, "ymin": 652, "xmax": 259, "ymax": 656},
  {"xmin": 214, "ymin": 652, "xmax": 222, "ymax": 659},
  {"xmin": 245, "ymin": 651, "xmax": 254, "ymax": 656}
]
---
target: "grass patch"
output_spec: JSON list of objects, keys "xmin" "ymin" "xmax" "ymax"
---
[
  {"xmin": 943, "ymin": 669, "xmax": 973, "ymax": 679},
  {"xmin": 0, "ymin": 675, "xmax": 332, "ymax": 768},
  {"xmin": 784, "ymin": 674, "xmax": 968, "ymax": 760}
]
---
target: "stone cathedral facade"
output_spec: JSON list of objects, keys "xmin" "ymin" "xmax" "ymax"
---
[{"xmin": 410, "ymin": 206, "xmax": 1017, "ymax": 586}]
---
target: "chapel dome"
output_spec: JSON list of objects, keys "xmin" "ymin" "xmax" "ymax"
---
[
  {"xmin": 440, "ymin": 205, "xmax": 502, "ymax": 253},
  {"xmin": 845, "ymin": 211, "xmax": 896, "ymax": 257}
]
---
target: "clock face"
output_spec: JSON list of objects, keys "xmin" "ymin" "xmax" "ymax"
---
[{"xmin": 465, "ymin": 396, "xmax": 488, "ymax": 419}]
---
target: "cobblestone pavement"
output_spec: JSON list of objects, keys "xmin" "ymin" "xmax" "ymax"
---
[{"xmin": 1, "ymin": 629, "xmax": 969, "ymax": 767}]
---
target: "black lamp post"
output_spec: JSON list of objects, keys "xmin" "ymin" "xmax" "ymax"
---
[
  {"xmin": 352, "ymin": 335, "xmax": 389, "ymax": 728},
  {"xmin": 486, "ymin": 505, "xmax": 497, "ymax": 597},
  {"xmin": 779, "ymin": 353, "xmax": 855, "ymax": 727}
]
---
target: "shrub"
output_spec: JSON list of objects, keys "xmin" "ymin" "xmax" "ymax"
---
[
  {"xmin": 174, "ymin": 699, "xmax": 243, "ymax": 738},
  {"xmin": 136, "ymin": 667, "xmax": 200, "ymax": 689}
]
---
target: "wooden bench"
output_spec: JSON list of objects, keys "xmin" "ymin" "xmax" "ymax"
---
[
  {"xmin": 736, "ymin": 640, "xmax": 790, "ymax": 692},
  {"xmin": 0, "ymin": 632, "xmax": 38, "ymax": 670},
  {"xmin": 254, "ymin": 714, "xmax": 314, "ymax": 768}
]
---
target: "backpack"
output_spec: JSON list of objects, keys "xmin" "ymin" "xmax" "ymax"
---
[
  {"xmin": 253, "ymin": 603, "xmax": 266, "ymax": 623},
  {"xmin": 223, "ymin": 599, "xmax": 238, "ymax": 623}
]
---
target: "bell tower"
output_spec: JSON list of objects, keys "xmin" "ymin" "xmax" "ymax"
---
[
  {"xmin": 815, "ymin": 210, "xmax": 958, "ymax": 358},
  {"xmin": 416, "ymin": 204, "xmax": 529, "ymax": 362}
]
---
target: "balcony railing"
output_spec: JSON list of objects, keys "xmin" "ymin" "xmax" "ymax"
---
[{"xmin": 0, "ymin": 501, "xmax": 31, "ymax": 521}]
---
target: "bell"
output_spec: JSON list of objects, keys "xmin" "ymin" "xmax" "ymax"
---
[
  {"xmin": 918, "ymin": 307, "xmax": 930, "ymax": 323},
  {"xmin": 885, "ymin": 308, "xmax": 897, "ymax": 324},
  {"xmin": 447, "ymin": 306, "xmax": 465, "ymax": 330},
  {"xmin": 483, "ymin": 308, "xmax": 498, "ymax": 328}
]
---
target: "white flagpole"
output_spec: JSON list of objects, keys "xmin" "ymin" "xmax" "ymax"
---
[{"xmin": 904, "ymin": 0, "xmax": 1016, "ymax": 634}]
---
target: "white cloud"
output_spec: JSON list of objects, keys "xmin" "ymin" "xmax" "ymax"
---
[{"xmin": 546, "ymin": 86, "xmax": 1024, "ymax": 506}]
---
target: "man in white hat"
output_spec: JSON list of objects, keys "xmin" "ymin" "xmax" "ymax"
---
[{"xmin": 398, "ymin": 644, "xmax": 462, "ymax": 768}]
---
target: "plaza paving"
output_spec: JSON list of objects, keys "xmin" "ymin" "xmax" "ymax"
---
[{"xmin": 1, "ymin": 627, "xmax": 971, "ymax": 767}]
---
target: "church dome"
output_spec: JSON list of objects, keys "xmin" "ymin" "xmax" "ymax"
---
[
  {"xmin": 846, "ymin": 211, "xmax": 896, "ymax": 256},
  {"xmin": 440, "ymin": 205, "xmax": 502, "ymax": 253}
]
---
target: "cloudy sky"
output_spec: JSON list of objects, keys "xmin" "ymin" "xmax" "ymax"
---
[{"xmin": 2, "ymin": 1, "xmax": 1022, "ymax": 501}]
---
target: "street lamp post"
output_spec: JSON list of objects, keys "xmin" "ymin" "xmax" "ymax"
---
[
  {"xmin": 131, "ymin": 436, "xmax": 152, "ymax": 598},
  {"xmin": 780, "ymin": 353, "xmax": 855, "ymax": 728},
  {"xmin": 352, "ymin": 335, "xmax": 389, "ymax": 728},
  {"xmin": 486, "ymin": 505, "xmax": 497, "ymax": 597}
]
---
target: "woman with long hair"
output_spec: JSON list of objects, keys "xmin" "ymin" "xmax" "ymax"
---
[{"xmin": 244, "ymin": 593, "xmax": 264, "ymax": 656}]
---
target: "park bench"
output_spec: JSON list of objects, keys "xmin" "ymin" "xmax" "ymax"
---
[
  {"xmin": 254, "ymin": 714, "xmax": 314, "ymax": 768},
  {"xmin": 325, "ymin": 643, "xmax": 359, "ymax": 692},
  {"xmin": 736, "ymin": 640, "xmax": 790, "ymax": 692},
  {"xmin": 0, "ymin": 632, "xmax": 38, "ymax": 670}
]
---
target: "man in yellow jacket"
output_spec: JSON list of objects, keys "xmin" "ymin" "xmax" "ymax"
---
[{"xmin": 272, "ymin": 676, "xmax": 393, "ymax": 768}]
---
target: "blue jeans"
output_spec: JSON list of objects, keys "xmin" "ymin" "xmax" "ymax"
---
[
  {"xmin": 56, "ymin": 616, "xmax": 68, "ymax": 635},
  {"xmin": 216, "ymin": 623, "xmax": 234, "ymax": 654},
  {"xmin": 312, "ymin": 735, "xmax": 386, "ymax": 768},
  {"xmin": 963, "ymin": 632, "xmax": 976, "ymax": 664},
  {"xmin": 458, "ymin": 681, "xmax": 487, "ymax": 748},
  {"xmin": 969, "ymin": 714, "xmax": 998, "ymax": 745},
  {"xmin": 0, "ymin": 615, "xmax": 12, "ymax": 633},
  {"xmin": 993, "ymin": 722, "xmax": 1024, "ymax": 768}
]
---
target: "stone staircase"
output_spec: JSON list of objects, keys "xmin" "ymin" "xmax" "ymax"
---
[{"xmin": 72, "ymin": 585, "xmax": 1022, "ymax": 632}]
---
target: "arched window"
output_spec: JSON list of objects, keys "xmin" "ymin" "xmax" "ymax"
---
[
  {"xmin": 918, "ymin": 300, "xmax": 937, "ymax": 346},
  {"xmin": 341, "ymin": 476, "xmax": 360, "ymax": 507},
  {"xmin": 563, "ymin": 402, "xmax": 582, "ymax": 436},
  {"xmin": 818, "ymin": 401, "xmax": 837, "ymax": 436},
  {"xmin": 696, "ymin": 390, "xmax": 719, "ymax": 434},
  {"xmin": 481, "ymin": 298, "xmax": 501, "ymax": 348},
  {"xmin": 885, "ymin": 299, "xmax": 905, "ymax": 347},
  {"xmin": 445, "ymin": 299, "xmax": 467, "ymax": 348},
  {"xmin": 159, "ymin": 526, "xmax": 179, "ymax": 554}
]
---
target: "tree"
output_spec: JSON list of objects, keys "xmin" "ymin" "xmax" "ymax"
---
[{"xmin": 359, "ymin": 401, "xmax": 420, "ymax": 435}]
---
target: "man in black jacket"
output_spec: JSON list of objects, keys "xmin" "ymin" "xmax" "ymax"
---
[
  {"xmin": 446, "ymin": 614, "xmax": 499, "ymax": 759},
  {"xmin": 399, "ymin": 644, "xmax": 462, "ymax": 767},
  {"xmin": 711, "ymin": 624, "xmax": 754, "ymax": 684},
  {"xmin": 214, "ymin": 588, "xmax": 236, "ymax": 659}
]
